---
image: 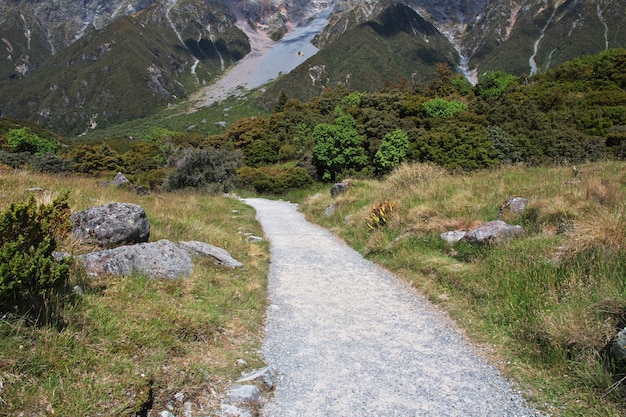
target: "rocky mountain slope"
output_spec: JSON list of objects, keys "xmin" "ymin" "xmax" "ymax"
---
[{"xmin": 0, "ymin": 0, "xmax": 624, "ymax": 136}]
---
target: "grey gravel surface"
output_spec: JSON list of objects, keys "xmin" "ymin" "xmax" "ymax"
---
[{"xmin": 244, "ymin": 198, "xmax": 545, "ymax": 417}]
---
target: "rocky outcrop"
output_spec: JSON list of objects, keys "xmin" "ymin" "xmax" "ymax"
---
[
  {"xmin": 461, "ymin": 220, "xmax": 524, "ymax": 245},
  {"xmin": 71, "ymin": 202, "xmax": 150, "ymax": 248},
  {"xmin": 179, "ymin": 241, "xmax": 243, "ymax": 269},
  {"xmin": 78, "ymin": 239, "xmax": 193, "ymax": 280}
]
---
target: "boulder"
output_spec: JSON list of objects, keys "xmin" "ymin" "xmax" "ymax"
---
[
  {"xmin": 461, "ymin": 220, "xmax": 524, "ymax": 245},
  {"xmin": 179, "ymin": 241, "xmax": 243, "ymax": 269},
  {"xmin": 71, "ymin": 202, "xmax": 150, "ymax": 248},
  {"xmin": 78, "ymin": 239, "xmax": 193, "ymax": 279},
  {"xmin": 330, "ymin": 182, "xmax": 349, "ymax": 197}
]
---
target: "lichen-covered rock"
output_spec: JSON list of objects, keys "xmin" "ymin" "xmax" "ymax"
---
[
  {"xmin": 71, "ymin": 202, "xmax": 150, "ymax": 248},
  {"xmin": 179, "ymin": 241, "xmax": 243, "ymax": 269},
  {"xmin": 497, "ymin": 197, "xmax": 529, "ymax": 220},
  {"xmin": 330, "ymin": 182, "xmax": 349, "ymax": 197},
  {"xmin": 226, "ymin": 385, "xmax": 261, "ymax": 404},
  {"xmin": 237, "ymin": 366, "xmax": 276, "ymax": 391},
  {"xmin": 461, "ymin": 220, "xmax": 524, "ymax": 244},
  {"xmin": 78, "ymin": 239, "xmax": 192, "ymax": 279}
]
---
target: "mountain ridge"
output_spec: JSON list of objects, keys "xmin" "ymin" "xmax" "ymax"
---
[{"xmin": 0, "ymin": 0, "xmax": 624, "ymax": 136}]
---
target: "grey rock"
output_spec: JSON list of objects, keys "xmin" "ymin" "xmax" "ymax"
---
[
  {"xmin": 324, "ymin": 202, "xmax": 336, "ymax": 218},
  {"xmin": 226, "ymin": 385, "xmax": 261, "ymax": 404},
  {"xmin": 159, "ymin": 411, "xmax": 176, "ymax": 417},
  {"xmin": 607, "ymin": 327, "xmax": 626, "ymax": 373},
  {"xmin": 52, "ymin": 251, "xmax": 71, "ymax": 262},
  {"xmin": 219, "ymin": 403, "xmax": 252, "ymax": 417},
  {"xmin": 237, "ymin": 366, "xmax": 276, "ymax": 391},
  {"xmin": 497, "ymin": 197, "xmax": 529, "ymax": 219},
  {"xmin": 134, "ymin": 185, "xmax": 150, "ymax": 195},
  {"xmin": 440, "ymin": 230, "xmax": 467, "ymax": 244},
  {"xmin": 247, "ymin": 235, "xmax": 264, "ymax": 243},
  {"xmin": 461, "ymin": 220, "xmax": 524, "ymax": 244},
  {"xmin": 78, "ymin": 239, "xmax": 193, "ymax": 279},
  {"xmin": 71, "ymin": 202, "xmax": 150, "ymax": 248},
  {"xmin": 179, "ymin": 241, "xmax": 243, "ymax": 269},
  {"xmin": 108, "ymin": 172, "xmax": 130, "ymax": 186},
  {"xmin": 330, "ymin": 182, "xmax": 349, "ymax": 197}
]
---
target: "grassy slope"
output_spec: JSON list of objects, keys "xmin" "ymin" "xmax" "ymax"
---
[
  {"xmin": 300, "ymin": 161, "xmax": 626, "ymax": 416},
  {"xmin": 0, "ymin": 172, "xmax": 268, "ymax": 416}
]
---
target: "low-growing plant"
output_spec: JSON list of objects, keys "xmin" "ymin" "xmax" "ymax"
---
[
  {"xmin": 0, "ymin": 193, "xmax": 73, "ymax": 325},
  {"xmin": 366, "ymin": 200, "xmax": 395, "ymax": 229}
]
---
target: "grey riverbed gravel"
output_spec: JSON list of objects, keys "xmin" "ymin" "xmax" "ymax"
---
[{"xmin": 244, "ymin": 198, "xmax": 546, "ymax": 417}]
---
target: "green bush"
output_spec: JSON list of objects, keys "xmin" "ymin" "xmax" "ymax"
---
[
  {"xmin": 0, "ymin": 194, "xmax": 73, "ymax": 325},
  {"xmin": 374, "ymin": 129, "xmax": 409, "ymax": 173},
  {"xmin": 165, "ymin": 147, "xmax": 242, "ymax": 193},
  {"xmin": 7, "ymin": 127, "xmax": 59, "ymax": 155}
]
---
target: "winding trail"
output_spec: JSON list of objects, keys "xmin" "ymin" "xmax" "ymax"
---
[{"xmin": 244, "ymin": 198, "xmax": 544, "ymax": 417}]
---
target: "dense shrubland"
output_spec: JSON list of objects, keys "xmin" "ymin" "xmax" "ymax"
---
[{"xmin": 1, "ymin": 49, "xmax": 624, "ymax": 194}]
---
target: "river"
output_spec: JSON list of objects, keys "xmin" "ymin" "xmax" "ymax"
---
[{"xmin": 189, "ymin": 5, "xmax": 332, "ymax": 109}]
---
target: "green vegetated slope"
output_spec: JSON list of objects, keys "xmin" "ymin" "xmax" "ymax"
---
[
  {"xmin": 473, "ymin": 0, "xmax": 626, "ymax": 75},
  {"xmin": 260, "ymin": 3, "xmax": 459, "ymax": 108},
  {"xmin": 300, "ymin": 161, "xmax": 626, "ymax": 416},
  {"xmin": 0, "ymin": 1, "xmax": 250, "ymax": 137},
  {"xmin": 0, "ymin": 173, "xmax": 269, "ymax": 416}
]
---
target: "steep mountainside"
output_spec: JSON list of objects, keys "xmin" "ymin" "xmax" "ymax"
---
[{"xmin": 0, "ymin": 0, "xmax": 624, "ymax": 136}]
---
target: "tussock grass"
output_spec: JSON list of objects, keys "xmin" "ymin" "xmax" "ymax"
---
[
  {"xmin": 0, "ymin": 172, "xmax": 268, "ymax": 416},
  {"xmin": 301, "ymin": 161, "xmax": 626, "ymax": 416}
]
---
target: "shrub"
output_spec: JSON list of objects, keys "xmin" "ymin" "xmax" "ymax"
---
[
  {"xmin": 366, "ymin": 201, "xmax": 395, "ymax": 229},
  {"xmin": 374, "ymin": 129, "xmax": 409, "ymax": 173},
  {"xmin": 0, "ymin": 194, "xmax": 73, "ymax": 325},
  {"xmin": 164, "ymin": 147, "xmax": 242, "ymax": 193},
  {"xmin": 237, "ymin": 166, "xmax": 313, "ymax": 194},
  {"xmin": 422, "ymin": 98, "xmax": 467, "ymax": 119}
]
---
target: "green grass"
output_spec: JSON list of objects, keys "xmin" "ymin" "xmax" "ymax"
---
[
  {"xmin": 0, "ymin": 173, "xmax": 269, "ymax": 416},
  {"xmin": 300, "ymin": 161, "xmax": 626, "ymax": 416}
]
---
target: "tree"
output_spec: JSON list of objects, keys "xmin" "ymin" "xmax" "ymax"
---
[
  {"xmin": 312, "ymin": 109, "xmax": 368, "ymax": 181},
  {"xmin": 374, "ymin": 129, "xmax": 409, "ymax": 173}
]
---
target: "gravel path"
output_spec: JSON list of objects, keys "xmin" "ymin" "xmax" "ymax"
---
[{"xmin": 244, "ymin": 198, "xmax": 544, "ymax": 417}]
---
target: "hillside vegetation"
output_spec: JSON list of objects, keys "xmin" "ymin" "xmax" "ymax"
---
[
  {"xmin": 2, "ymin": 49, "xmax": 624, "ymax": 197},
  {"xmin": 301, "ymin": 161, "xmax": 626, "ymax": 416}
]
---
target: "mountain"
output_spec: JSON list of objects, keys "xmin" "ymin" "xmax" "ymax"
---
[{"xmin": 0, "ymin": 0, "xmax": 624, "ymax": 136}]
